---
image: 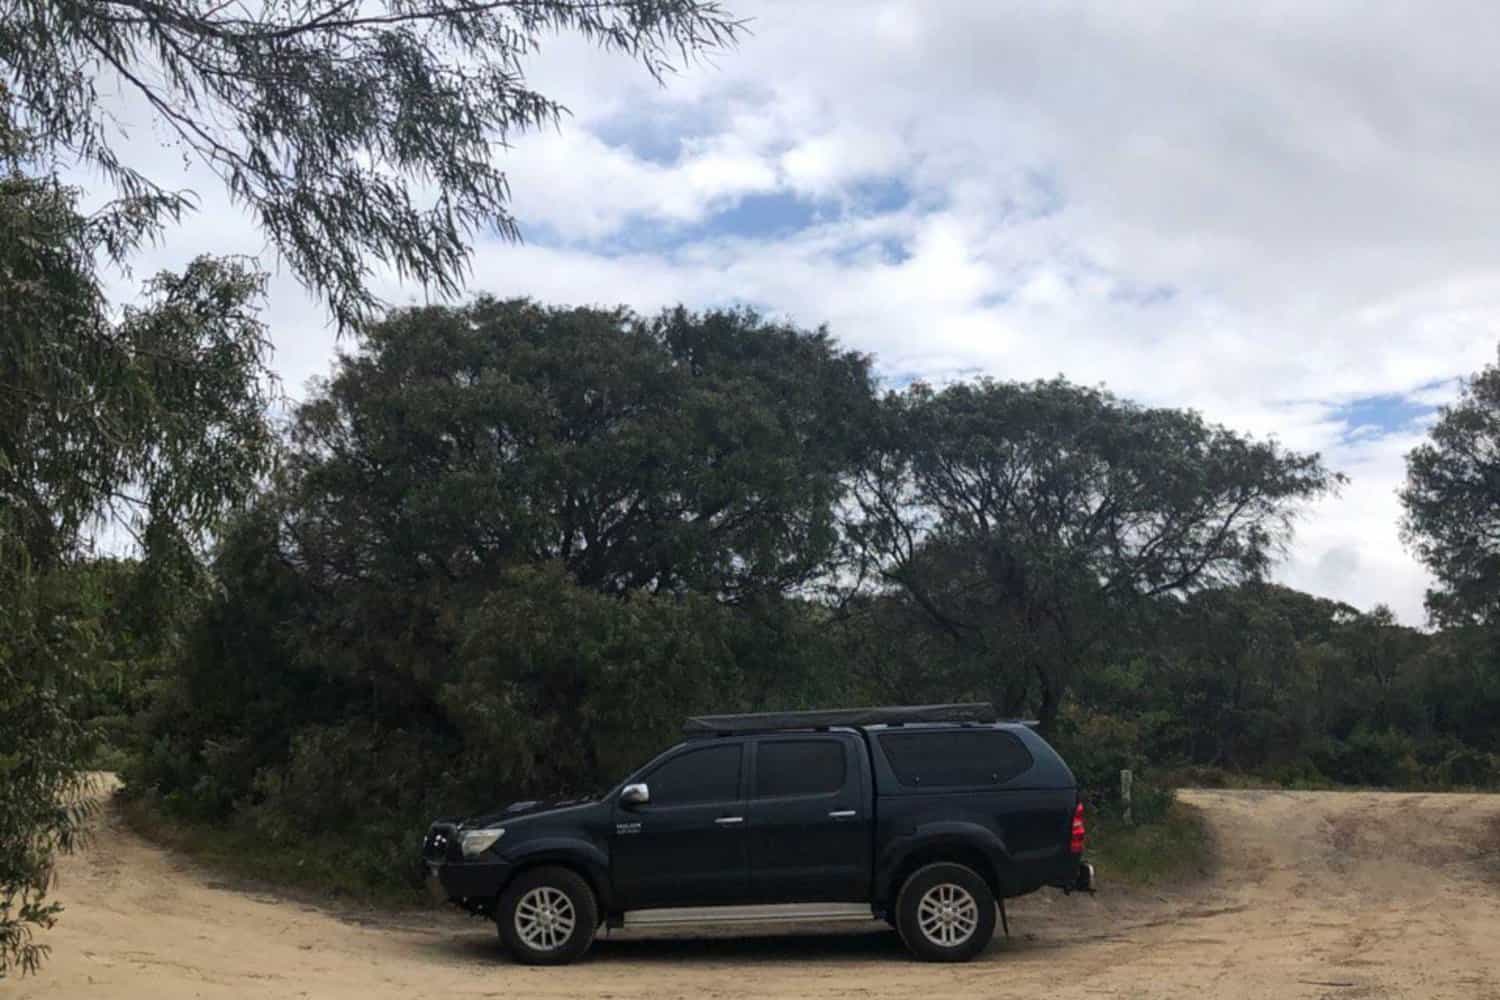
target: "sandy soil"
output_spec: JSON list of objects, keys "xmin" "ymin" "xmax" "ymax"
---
[{"xmin": 12, "ymin": 785, "xmax": 1500, "ymax": 999}]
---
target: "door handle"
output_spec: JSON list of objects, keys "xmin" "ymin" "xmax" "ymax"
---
[
  {"xmin": 828, "ymin": 810, "xmax": 857, "ymax": 819},
  {"xmin": 715, "ymin": 816, "xmax": 744, "ymax": 826}
]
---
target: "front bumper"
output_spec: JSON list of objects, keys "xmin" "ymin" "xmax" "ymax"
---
[
  {"xmin": 425, "ymin": 858, "xmax": 513, "ymax": 904},
  {"xmin": 422, "ymin": 821, "xmax": 512, "ymax": 911}
]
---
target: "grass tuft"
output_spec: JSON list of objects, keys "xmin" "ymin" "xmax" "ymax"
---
[{"xmin": 1086, "ymin": 799, "xmax": 1214, "ymax": 888}]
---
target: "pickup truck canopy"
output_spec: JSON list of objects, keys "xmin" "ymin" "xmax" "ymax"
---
[{"xmin": 682, "ymin": 702, "xmax": 999, "ymax": 736}]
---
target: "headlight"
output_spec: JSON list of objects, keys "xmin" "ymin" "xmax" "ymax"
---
[{"xmin": 459, "ymin": 827, "xmax": 506, "ymax": 858}]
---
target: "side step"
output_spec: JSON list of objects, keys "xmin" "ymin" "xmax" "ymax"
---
[{"xmin": 621, "ymin": 902, "xmax": 878, "ymax": 928}]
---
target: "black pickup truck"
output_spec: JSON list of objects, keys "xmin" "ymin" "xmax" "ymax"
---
[{"xmin": 422, "ymin": 703, "xmax": 1093, "ymax": 964}]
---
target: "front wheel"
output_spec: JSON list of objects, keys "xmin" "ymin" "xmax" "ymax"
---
[
  {"xmin": 497, "ymin": 866, "xmax": 598, "ymax": 965},
  {"xmin": 894, "ymin": 862, "xmax": 997, "ymax": 962}
]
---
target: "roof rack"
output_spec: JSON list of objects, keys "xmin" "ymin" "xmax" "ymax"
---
[{"xmin": 682, "ymin": 703, "xmax": 997, "ymax": 737}]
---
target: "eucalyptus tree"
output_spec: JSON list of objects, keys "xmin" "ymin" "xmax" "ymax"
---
[
  {"xmin": 0, "ymin": 0, "xmax": 742, "ymax": 327},
  {"xmin": 1402, "ymin": 353, "xmax": 1500, "ymax": 627},
  {"xmin": 847, "ymin": 378, "xmax": 1339, "ymax": 733},
  {"xmin": 0, "ymin": 117, "xmax": 274, "ymax": 976}
]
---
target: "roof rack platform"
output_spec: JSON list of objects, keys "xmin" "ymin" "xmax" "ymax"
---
[{"xmin": 683, "ymin": 703, "xmax": 997, "ymax": 737}]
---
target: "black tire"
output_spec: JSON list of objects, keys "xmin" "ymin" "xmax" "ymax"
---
[
  {"xmin": 893, "ymin": 862, "xmax": 997, "ymax": 962},
  {"xmin": 496, "ymin": 866, "xmax": 598, "ymax": 965}
]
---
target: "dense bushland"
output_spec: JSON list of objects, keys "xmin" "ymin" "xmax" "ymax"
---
[
  {"xmin": 118, "ymin": 297, "xmax": 1500, "ymax": 900},
  {"xmin": 126, "ymin": 301, "xmax": 878, "ymax": 889}
]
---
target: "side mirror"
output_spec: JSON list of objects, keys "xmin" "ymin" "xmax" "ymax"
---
[{"xmin": 620, "ymin": 782, "xmax": 650, "ymax": 808}]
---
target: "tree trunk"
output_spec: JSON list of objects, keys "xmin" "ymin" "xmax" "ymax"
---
[
  {"xmin": 993, "ymin": 661, "xmax": 1030, "ymax": 719},
  {"xmin": 1036, "ymin": 667, "xmax": 1061, "ymax": 736}
]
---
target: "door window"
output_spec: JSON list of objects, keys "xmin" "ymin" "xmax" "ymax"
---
[
  {"xmin": 754, "ymin": 739, "xmax": 846, "ymax": 798},
  {"xmin": 645, "ymin": 744, "xmax": 742, "ymax": 805}
]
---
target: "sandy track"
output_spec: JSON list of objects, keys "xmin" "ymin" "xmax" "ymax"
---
[{"xmin": 12, "ymin": 786, "xmax": 1500, "ymax": 999}]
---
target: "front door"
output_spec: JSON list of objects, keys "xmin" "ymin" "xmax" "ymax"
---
[
  {"xmin": 610, "ymin": 742, "xmax": 749, "ymax": 909},
  {"xmin": 745, "ymin": 734, "xmax": 871, "ymax": 902}
]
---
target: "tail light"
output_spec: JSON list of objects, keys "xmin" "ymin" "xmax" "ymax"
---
[{"xmin": 1069, "ymin": 801, "xmax": 1086, "ymax": 855}]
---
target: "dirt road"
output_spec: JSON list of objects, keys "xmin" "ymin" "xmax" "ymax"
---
[{"xmin": 13, "ymin": 787, "xmax": 1500, "ymax": 999}]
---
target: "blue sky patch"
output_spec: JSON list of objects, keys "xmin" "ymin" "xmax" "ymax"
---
[
  {"xmin": 849, "ymin": 176, "xmax": 914, "ymax": 215},
  {"xmin": 711, "ymin": 191, "xmax": 823, "ymax": 239},
  {"xmin": 592, "ymin": 108, "xmax": 715, "ymax": 166},
  {"xmin": 879, "ymin": 237, "xmax": 913, "ymax": 264},
  {"xmin": 557, "ymin": 174, "xmax": 921, "ymax": 258},
  {"xmin": 880, "ymin": 370, "xmax": 926, "ymax": 390},
  {"xmin": 575, "ymin": 190, "xmax": 823, "ymax": 256},
  {"xmin": 1331, "ymin": 392, "xmax": 1437, "ymax": 440}
]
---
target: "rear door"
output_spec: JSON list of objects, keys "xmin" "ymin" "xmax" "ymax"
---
[
  {"xmin": 610, "ymin": 741, "xmax": 750, "ymax": 909},
  {"xmin": 745, "ymin": 733, "xmax": 871, "ymax": 902}
]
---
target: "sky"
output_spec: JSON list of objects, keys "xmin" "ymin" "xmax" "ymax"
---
[{"xmin": 84, "ymin": 1, "xmax": 1500, "ymax": 625}]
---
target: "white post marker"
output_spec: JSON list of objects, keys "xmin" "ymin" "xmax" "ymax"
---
[{"xmin": 1121, "ymin": 768, "xmax": 1133, "ymax": 827}]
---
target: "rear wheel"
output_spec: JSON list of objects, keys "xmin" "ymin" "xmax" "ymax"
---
[
  {"xmin": 497, "ymin": 866, "xmax": 598, "ymax": 965},
  {"xmin": 894, "ymin": 862, "xmax": 996, "ymax": 962}
]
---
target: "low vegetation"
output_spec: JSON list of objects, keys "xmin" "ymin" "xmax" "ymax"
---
[
  {"xmin": 1087, "ymin": 803, "xmax": 1215, "ymax": 888},
  {"xmin": 116, "ymin": 797, "xmax": 429, "ymax": 909}
]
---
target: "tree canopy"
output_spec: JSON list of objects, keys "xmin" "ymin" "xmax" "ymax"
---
[
  {"xmin": 288, "ymin": 299, "xmax": 877, "ymax": 602},
  {"xmin": 0, "ymin": 0, "xmax": 742, "ymax": 326},
  {"xmin": 846, "ymin": 378, "xmax": 1340, "ymax": 731},
  {"xmin": 127, "ymin": 301, "xmax": 873, "ymax": 869},
  {"xmin": 1402, "ymin": 354, "xmax": 1500, "ymax": 626}
]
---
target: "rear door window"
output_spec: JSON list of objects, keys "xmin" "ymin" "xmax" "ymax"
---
[
  {"xmin": 877, "ymin": 730, "xmax": 1033, "ymax": 787},
  {"xmin": 754, "ymin": 739, "xmax": 847, "ymax": 798}
]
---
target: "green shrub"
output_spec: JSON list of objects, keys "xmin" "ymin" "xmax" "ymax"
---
[
  {"xmin": 1158, "ymin": 764, "xmax": 1236, "ymax": 788},
  {"xmin": 1433, "ymin": 746, "xmax": 1499, "ymax": 788},
  {"xmin": 1087, "ymin": 801, "xmax": 1213, "ymax": 887},
  {"xmin": 1263, "ymin": 757, "xmax": 1330, "ymax": 788},
  {"xmin": 1309, "ymin": 726, "xmax": 1421, "ymax": 787},
  {"xmin": 1052, "ymin": 709, "xmax": 1171, "ymax": 823}
]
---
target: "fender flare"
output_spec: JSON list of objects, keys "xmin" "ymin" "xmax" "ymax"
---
[
  {"xmin": 499, "ymin": 836, "xmax": 614, "ymax": 910},
  {"xmin": 873, "ymin": 821, "xmax": 1012, "ymax": 903}
]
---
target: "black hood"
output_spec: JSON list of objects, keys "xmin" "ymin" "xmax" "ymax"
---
[{"xmin": 464, "ymin": 795, "xmax": 597, "ymax": 828}]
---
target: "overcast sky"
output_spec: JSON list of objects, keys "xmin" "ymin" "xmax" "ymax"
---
[{"xmin": 90, "ymin": 1, "xmax": 1500, "ymax": 624}]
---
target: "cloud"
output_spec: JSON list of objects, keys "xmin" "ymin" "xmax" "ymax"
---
[{"xmin": 73, "ymin": 0, "xmax": 1500, "ymax": 624}]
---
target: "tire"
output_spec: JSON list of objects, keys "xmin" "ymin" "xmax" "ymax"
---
[
  {"xmin": 893, "ymin": 862, "xmax": 997, "ymax": 962},
  {"xmin": 496, "ymin": 866, "xmax": 598, "ymax": 965}
]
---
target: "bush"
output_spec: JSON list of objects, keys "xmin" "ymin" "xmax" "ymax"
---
[
  {"xmin": 1052, "ymin": 708, "xmax": 1171, "ymax": 824},
  {"xmin": 1309, "ymin": 726, "xmax": 1421, "ymax": 787},
  {"xmin": 1433, "ymin": 746, "xmax": 1499, "ymax": 788},
  {"xmin": 1157, "ymin": 764, "xmax": 1236, "ymax": 789},
  {"xmin": 1262, "ymin": 757, "xmax": 1330, "ymax": 788},
  {"xmin": 1087, "ymin": 801, "xmax": 1213, "ymax": 886}
]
